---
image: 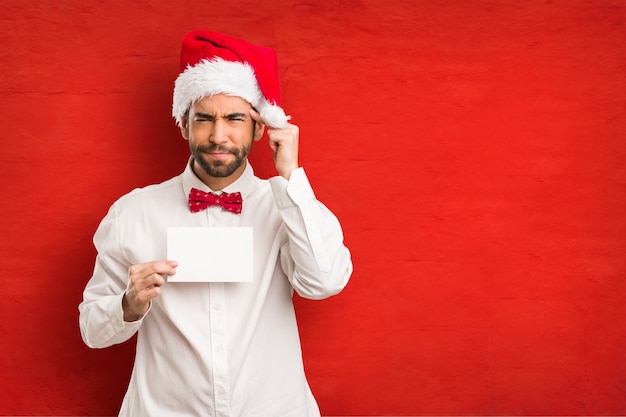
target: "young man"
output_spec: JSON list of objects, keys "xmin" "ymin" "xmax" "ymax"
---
[{"xmin": 79, "ymin": 30, "xmax": 352, "ymax": 417}]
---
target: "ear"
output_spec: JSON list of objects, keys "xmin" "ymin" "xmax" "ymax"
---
[
  {"xmin": 180, "ymin": 116, "xmax": 189, "ymax": 140},
  {"xmin": 253, "ymin": 120, "xmax": 265, "ymax": 142}
]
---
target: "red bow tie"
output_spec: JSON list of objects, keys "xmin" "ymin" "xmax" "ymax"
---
[{"xmin": 188, "ymin": 188, "xmax": 243, "ymax": 214}]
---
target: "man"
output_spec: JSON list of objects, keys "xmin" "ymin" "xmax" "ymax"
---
[{"xmin": 79, "ymin": 30, "xmax": 352, "ymax": 417}]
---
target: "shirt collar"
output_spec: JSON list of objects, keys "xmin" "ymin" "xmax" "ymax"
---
[{"xmin": 182, "ymin": 157, "xmax": 255, "ymax": 200}]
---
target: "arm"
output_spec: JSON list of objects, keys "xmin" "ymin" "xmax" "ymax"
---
[
  {"xmin": 79, "ymin": 205, "xmax": 140, "ymax": 349},
  {"xmin": 270, "ymin": 169, "xmax": 353, "ymax": 299},
  {"xmin": 250, "ymin": 109, "xmax": 352, "ymax": 299},
  {"xmin": 78, "ymin": 203, "xmax": 177, "ymax": 348}
]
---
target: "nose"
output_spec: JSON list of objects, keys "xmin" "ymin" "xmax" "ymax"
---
[{"xmin": 210, "ymin": 119, "xmax": 228, "ymax": 144}]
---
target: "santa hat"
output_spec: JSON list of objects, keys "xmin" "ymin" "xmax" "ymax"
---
[{"xmin": 172, "ymin": 30, "xmax": 290, "ymax": 128}]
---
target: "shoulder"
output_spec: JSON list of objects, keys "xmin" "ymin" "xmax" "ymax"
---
[
  {"xmin": 111, "ymin": 174, "xmax": 185, "ymax": 214},
  {"xmin": 246, "ymin": 174, "xmax": 274, "ymax": 203}
]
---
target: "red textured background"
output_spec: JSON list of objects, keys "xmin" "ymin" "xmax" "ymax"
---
[{"xmin": 1, "ymin": 1, "xmax": 625, "ymax": 415}]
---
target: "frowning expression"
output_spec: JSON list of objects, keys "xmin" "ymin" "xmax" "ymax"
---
[{"xmin": 181, "ymin": 94, "xmax": 264, "ymax": 189}]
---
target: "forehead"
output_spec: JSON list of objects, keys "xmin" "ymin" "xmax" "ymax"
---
[{"xmin": 191, "ymin": 94, "xmax": 252, "ymax": 114}]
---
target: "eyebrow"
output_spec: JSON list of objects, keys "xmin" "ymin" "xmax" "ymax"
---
[
  {"xmin": 194, "ymin": 112, "xmax": 248, "ymax": 120},
  {"xmin": 225, "ymin": 112, "xmax": 248, "ymax": 120}
]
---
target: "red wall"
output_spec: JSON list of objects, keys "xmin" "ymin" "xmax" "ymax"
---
[{"xmin": 1, "ymin": 1, "xmax": 625, "ymax": 415}]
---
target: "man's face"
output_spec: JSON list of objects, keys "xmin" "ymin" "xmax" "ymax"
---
[{"xmin": 181, "ymin": 94, "xmax": 264, "ymax": 186}]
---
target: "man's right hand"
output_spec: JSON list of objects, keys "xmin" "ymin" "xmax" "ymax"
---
[{"xmin": 123, "ymin": 260, "xmax": 178, "ymax": 322}]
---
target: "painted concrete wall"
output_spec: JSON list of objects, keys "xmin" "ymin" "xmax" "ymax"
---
[{"xmin": 1, "ymin": 0, "xmax": 625, "ymax": 415}]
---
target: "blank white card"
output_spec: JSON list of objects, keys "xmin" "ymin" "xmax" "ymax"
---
[{"xmin": 167, "ymin": 227, "xmax": 253, "ymax": 282}]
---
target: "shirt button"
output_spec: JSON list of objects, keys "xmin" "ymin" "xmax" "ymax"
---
[
  {"xmin": 213, "ymin": 304, "xmax": 221, "ymax": 311},
  {"xmin": 217, "ymin": 386, "xmax": 226, "ymax": 395}
]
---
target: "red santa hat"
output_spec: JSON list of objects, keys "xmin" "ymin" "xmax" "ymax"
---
[{"xmin": 173, "ymin": 30, "xmax": 290, "ymax": 128}]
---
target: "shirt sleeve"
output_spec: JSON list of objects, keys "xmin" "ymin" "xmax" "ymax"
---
[
  {"xmin": 269, "ymin": 167, "xmax": 353, "ymax": 300},
  {"xmin": 78, "ymin": 203, "xmax": 146, "ymax": 349}
]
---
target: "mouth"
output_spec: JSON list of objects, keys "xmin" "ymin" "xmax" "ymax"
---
[
  {"xmin": 207, "ymin": 151, "xmax": 231, "ymax": 159},
  {"xmin": 200, "ymin": 145, "xmax": 234, "ymax": 159}
]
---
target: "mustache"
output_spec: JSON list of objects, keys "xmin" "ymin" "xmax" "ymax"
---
[{"xmin": 197, "ymin": 144, "xmax": 239, "ymax": 155}]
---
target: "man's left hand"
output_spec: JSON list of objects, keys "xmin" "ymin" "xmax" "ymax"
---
[{"xmin": 250, "ymin": 109, "xmax": 299, "ymax": 180}]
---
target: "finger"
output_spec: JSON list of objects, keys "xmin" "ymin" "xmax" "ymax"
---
[
  {"xmin": 269, "ymin": 132, "xmax": 298, "ymax": 153},
  {"xmin": 141, "ymin": 272, "xmax": 166, "ymax": 289},
  {"xmin": 269, "ymin": 135, "xmax": 279, "ymax": 154},
  {"xmin": 134, "ymin": 286, "xmax": 161, "ymax": 304},
  {"xmin": 139, "ymin": 286, "xmax": 162, "ymax": 301},
  {"xmin": 129, "ymin": 260, "xmax": 178, "ymax": 279},
  {"xmin": 267, "ymin": 125, "xmax": 299, "ymax": 143},
  {"xmin": 128, "ymin": 270, "xmax": 167, "ymax": 305},
  {"xmin": 135, "ymin": 275, "xmax": 164, "ymax": 297},
  {"xmin": 249, "ymin": 108, "xmax": 263, "ymax": 124}
]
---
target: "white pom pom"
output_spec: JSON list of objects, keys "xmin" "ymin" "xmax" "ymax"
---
[{"xmin": 259, "ymin": 103, "xmax": 291, "ymax": 129}]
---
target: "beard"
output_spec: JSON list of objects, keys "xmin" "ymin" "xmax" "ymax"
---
[{"xmin": 190, "ymin": 142, "xmax": 252, "ymax": 178}]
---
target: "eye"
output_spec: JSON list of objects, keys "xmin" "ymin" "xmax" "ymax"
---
[
  {"xmin": 225, "ymin": 113, "xmax": 248, "ymax": 123},
  {"xmin": 192, "ymin": 113, "xmax": 215, "ymax": 123}
]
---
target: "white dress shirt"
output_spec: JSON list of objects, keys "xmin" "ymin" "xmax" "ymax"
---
[{"xmin": 79, "ymin": 160, "xmax": 352, "ymax": 417}]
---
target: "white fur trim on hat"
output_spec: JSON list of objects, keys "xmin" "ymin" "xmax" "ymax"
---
[{"xmin": 172, "ymin": 58, "xmax": 290, "ymax": 128}]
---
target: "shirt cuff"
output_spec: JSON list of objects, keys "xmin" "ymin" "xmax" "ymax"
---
[
  {"xmin": 111, "ymin": 293, "xmax": 149, "ymax": 328},
  {"xmin": 90, "ymin": 293, "xmax": 144, "ymax": 345},
  {"xmin": 269, "ymin": 167, "xmax": 315, "ymax": 208}
]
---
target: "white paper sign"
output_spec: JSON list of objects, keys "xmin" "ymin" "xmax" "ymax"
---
[{"xmin": 167, "ymin": 227, "xmax": 253, "ymax": 282}]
